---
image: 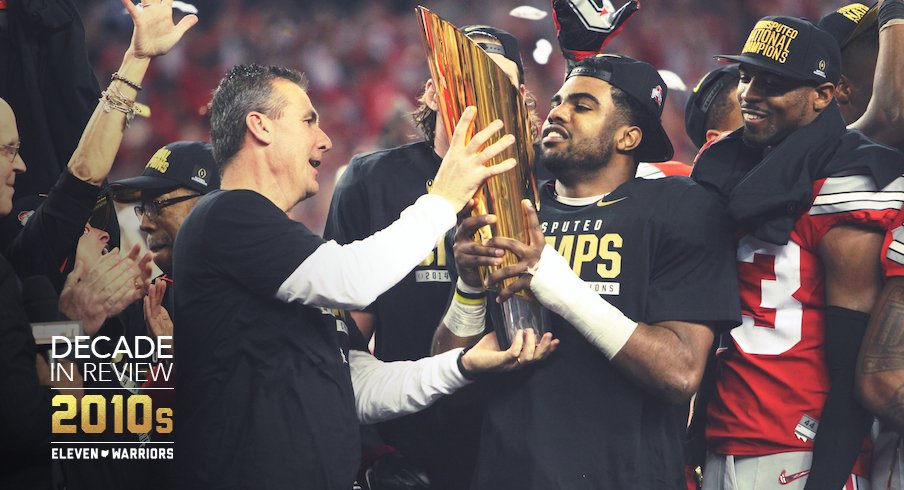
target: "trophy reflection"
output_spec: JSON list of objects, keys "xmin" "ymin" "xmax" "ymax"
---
[{"xmin": 416, "ymin": 7, "xmax": 547, "ymax": 346}]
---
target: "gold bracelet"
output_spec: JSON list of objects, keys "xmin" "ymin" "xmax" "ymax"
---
[{"xmin": 111, "ymin": 72, "xmax": 143, "ymax": 92}]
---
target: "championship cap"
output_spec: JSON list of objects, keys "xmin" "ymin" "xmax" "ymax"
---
[
  {"xmin": 462, "ymin": 24, "xmax": 525, "ymax": 83},
  {"xmin": 110, "ymin": 141, "xmax": 219, "ymax": 203},
  {"xmin": 818, "ymin": 2, "xmax": 878, "ymax": 49},
  {"xmin": 715, "ymin": 16, "xmax": 841, "ymax": 84},
  {"xmin": 685, "ymin": 65, "xmax": 740, "ymax": 148},
  {"xmin": 566, "ymin": 54, "xmax": 674, "ymax": 162}
]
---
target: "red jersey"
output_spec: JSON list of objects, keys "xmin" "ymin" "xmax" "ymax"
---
[
  {"xmin": 636, "ymin": 161, "xmax": 692, "ymax": 179},
  {"xmin": 707, "ymin": 174, "xmax": 904, "ymax": 474}
]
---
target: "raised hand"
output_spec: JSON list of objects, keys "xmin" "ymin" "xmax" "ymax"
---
[
  {"xmin": 553, "ymin": 0, "xmax": 640, "ymax": 64},
  {"xmin": 431, "ymin": 107, "xmax": 518, "ymax": 212},
  {"xmin": 121, "ymin": 0, "xmax": 198, "ymax": 59}
]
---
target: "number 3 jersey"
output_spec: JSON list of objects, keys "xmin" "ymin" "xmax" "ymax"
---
[{"xmin": 706, "ymin": 174, "xmax": 904, "ymax": 469}]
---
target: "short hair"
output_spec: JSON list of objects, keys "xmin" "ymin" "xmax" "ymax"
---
[
  {"xmin": 703, "ymin": 71, "xmax": 741, "ymax": 134},
  {"xmin": 610, "ymin": 87, "xmax": 658, "ymax": 144},
  {"xmin": 209, "ymin": 64, "xmax": 308, "ymax": 172}
]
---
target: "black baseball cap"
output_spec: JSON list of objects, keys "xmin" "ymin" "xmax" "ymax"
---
[
  {"xmin": 685, "ymin": 65, "xmax": 740, "ymax": 148},
  {"xmin": 462, "ymin": 25, "xmax": 525, "ymax": 83},
  {"xmin": 715, "ymin": 16, "xmax": 841, "ymax": 84},
  {"xmin": 110, "ymin": 141, "xmax": 219, "ymax": 203},
  {"xmin": 566, "ymin": 54, "xmax": 674, "ymax": 162},
  {"xmin": 818, "ymin": 2, "xmax": 878, "ymax": 49}
]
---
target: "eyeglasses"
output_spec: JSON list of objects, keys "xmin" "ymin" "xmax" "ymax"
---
[
  {"xmin": 134, "ymin": 193, "xmax": 201, "ymax": 220},
  {"xmin": 1, "ymin": 141, "xmax": 21, "ymax": 162}
]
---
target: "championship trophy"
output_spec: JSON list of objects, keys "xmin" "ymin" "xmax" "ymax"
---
[{"xmin": 416, "ymin": 7, "xmax": 546, "ymax": 346}]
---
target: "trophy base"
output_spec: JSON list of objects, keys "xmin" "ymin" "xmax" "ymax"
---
[{"xmin": 487, "ymin": 292, "xmax": 548, "ymax": 350}]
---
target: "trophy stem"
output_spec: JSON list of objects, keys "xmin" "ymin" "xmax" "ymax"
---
[{"xmin": 489, "ymin": 293, "xmax": 548, "ymax": 348}]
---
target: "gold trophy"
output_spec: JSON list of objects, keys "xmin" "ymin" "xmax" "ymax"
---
[{"xmin": 416, "ymin": 7, "xmax": 545, "ymax": 345}]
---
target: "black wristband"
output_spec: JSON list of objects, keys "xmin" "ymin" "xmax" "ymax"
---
[
  {"xmin": 456, "ymin": 346, "xmax": 479, "ymax": 381},
  {"xmin": 111, "ymin": 72, "xmax": 143, "ymax": 92},
  {"xmin": 454, "ymin": 285, "xmax": 486, "ymax": 302},
  {"xmin": 880, "ymin": 0, "xmax": 904, "ymax": 30}
]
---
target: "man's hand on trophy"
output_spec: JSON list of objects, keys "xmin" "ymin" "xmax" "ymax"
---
[
  {"xmin": 461, "ymin": 328, "xmax": 559, "ymax": 373},
  {"xmin": 484, "ymin": 200, "xmax": 545, "ymax": 302},
  {"xmin": 553, "ymin": 0, "xmax": 640, "ymax": 64},
  {"xmin": 432, "ymin": 107, "xmax": 517, "ymax": 212},
  {"xmin": 453, "ymin": 211, "xmax": 505, "ymax": 290}
]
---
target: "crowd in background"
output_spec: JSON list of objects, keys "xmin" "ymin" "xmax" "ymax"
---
[{"xmin": 76, "ymin": 0, "xmax": 846, "ymax": 233}]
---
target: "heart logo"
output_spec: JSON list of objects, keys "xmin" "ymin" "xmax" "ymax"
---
[{"xmin": 101, "ymin": 450, "xmax": 110, "ymax": 458}]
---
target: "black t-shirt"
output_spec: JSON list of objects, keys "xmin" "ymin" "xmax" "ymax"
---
[
  {"xmin": 324, "ymin": 141, "xmax": 451, "ymax": 362},
  {"xmin": 473, "ymin": 177, "xmax": 741, "ymax": 490},
  {"xmin": 173, "ymin": 190, "xmax": 359, "ymax": 490}
]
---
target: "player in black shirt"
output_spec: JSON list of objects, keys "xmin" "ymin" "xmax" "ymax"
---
[
  {"xmin": 435, "ymin": 55, "xmax": 741, "ymax": 489},
  {"xmin": 324, "ymin": 26, "xmax": 530, "ymax": 487}
]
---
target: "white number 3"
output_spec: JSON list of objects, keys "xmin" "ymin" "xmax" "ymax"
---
[{"xmin": 732, "ymin": 236, "xmax": 803, "ymax": 355}]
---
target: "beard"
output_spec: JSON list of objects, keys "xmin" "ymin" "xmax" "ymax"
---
[{"xmin": 538, "ymin": 134, "xmax": 615, "ymax": 186}]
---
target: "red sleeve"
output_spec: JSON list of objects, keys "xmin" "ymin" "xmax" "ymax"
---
[{"xmin": 799, "ymin": 177, "xmax": 903, "ymax": 268}]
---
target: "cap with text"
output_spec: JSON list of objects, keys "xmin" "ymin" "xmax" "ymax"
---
[
  {"xmin": 818, "ymin": 2, "xmax": 878, "ymax": 49},
  {"xmin": 110, "ymin": 141, "xmax": 219, "ymax": 203},
  {"xmin": 715, "ymin": 16, "xmax": 841, "ymax": 84}
]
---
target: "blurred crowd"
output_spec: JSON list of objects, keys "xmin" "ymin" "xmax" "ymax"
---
[{"xmin": 76, "ymin": 0, "xmax": 846, "ymax": 233}]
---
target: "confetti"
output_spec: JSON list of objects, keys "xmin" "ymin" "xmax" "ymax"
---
[
  {"xmin": 533, "ymin": 39, "xmax": 553, "ymax": 65},
  {"xmin": 510, "ymin": 5, "xmax": 548, "ymax": 20}
]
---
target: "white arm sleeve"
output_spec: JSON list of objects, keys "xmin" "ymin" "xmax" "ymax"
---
[
  {"xmin": 350, "ymin": 348, "xmax": 471, "ymax": 425},
  {"xmin": 530, "ymin": 244, "xmax": 638, "ymax": 359},
  {"xmin": 276, "ymin": 193, "xmax": 455, "ymax": 309}
]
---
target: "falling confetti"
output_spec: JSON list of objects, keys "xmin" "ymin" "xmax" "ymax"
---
[
  {"xmin": 533, "ymin": 39, "xmax": 553, "ymax": 65},
  {"xmin": 510, "ymin": 5, "xmax": 548, "ymax": 20}
]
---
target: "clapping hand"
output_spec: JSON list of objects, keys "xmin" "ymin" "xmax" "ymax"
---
[{"xmin": 60, "ymin": 244, "xmax": 152, "ymax": 335}]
